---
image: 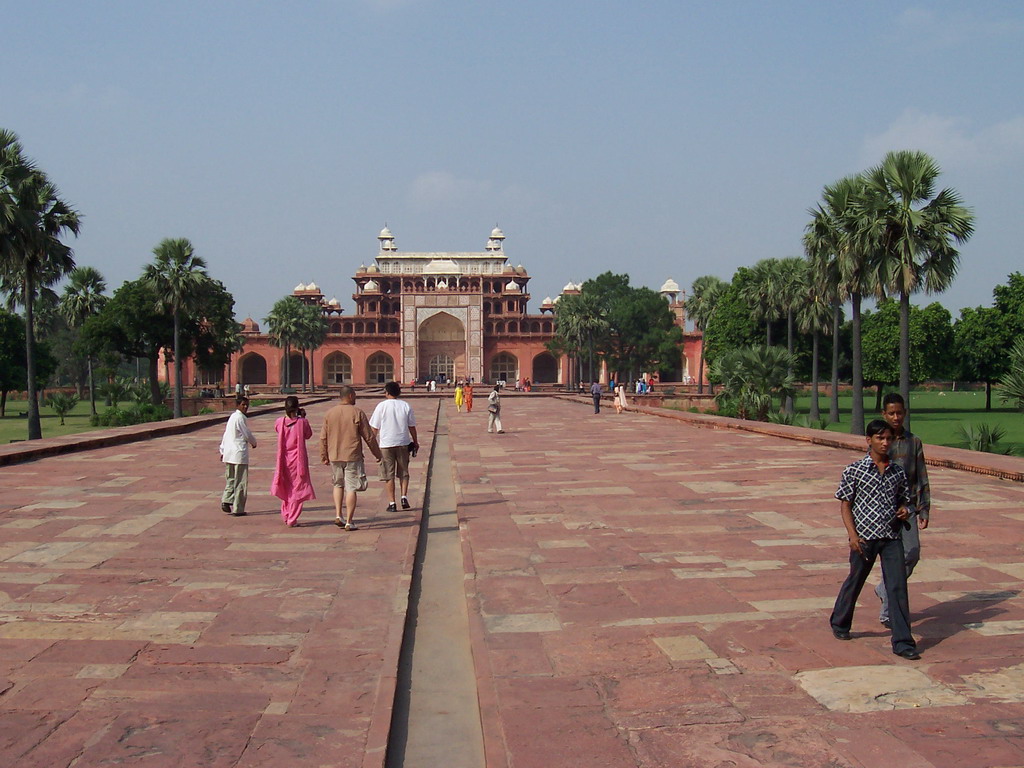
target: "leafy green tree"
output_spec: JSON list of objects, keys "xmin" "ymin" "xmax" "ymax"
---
[
  {"xmin": 60, "ymin": 266, "xmax": 107, "ymax": 415},
  {"xmin": 775, "ymin": 257, "xmax": 808, "ymax": 414},
  {"xmin": 861, "ymin": 299, "xmax": 953, "ymax": 410},
  {"xmin": 999, "ymin": 337, "xmax": 1024, "ymax": 412},
  {"xmin": 702, "ymin": 267, "xmax": 762, "ymax": 374},
  {"xmin": 0, "ymin": 130, "xmax": 81, "ymax": 439},
  {"xmin": 993, "ymin": 272, "xmax": 1024, "ymax": 340},
  {"xmin": 552, "ymin": 291, "xmax": 608, "ymax": 387},
  {"xmin": 142, "ymin": 238, "xmax": 211, "ymax": 417},
  {"xmin": 296, "ymin": 301, "xmax": 327, "ymax": 391},
  {"xmin": 79, "ymin": 279, "xmax": 175, "ymax": 406},
  {"xmin": 859, "ymin": 150, "xmax": 974, "ymax": 417},
  {"xmin": 954, "ymin": 306, "xmax": 1009, "ymax": 410},
  {"xmin": 686, "ymin": 275, "xmax": 727, "ymax": 394},
  {"xmin": 188, "ymin": 278, "xmax": 242, "ymax": 387}
]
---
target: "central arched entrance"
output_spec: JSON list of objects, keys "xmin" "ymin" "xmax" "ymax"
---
[{"xmin": 418, "ymin": 312, "xmax": 465, "ymax": 382}]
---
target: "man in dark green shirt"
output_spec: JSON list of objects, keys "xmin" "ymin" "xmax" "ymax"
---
[{"xmin": 875, "ymin": 393, "xmax": 931, "ymax": 627}]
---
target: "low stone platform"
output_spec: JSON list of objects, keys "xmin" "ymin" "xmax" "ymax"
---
[
  {"xmin": 0, "ymin": 397, "xmax": 433, "ymax": 767},
  {"xmin": 449, "ymin": 397, "xmax": 1024, "ymax": 768},
  {"xmin": 2, "ymin": 394, "xmax": 1024, "ymax": 767}
]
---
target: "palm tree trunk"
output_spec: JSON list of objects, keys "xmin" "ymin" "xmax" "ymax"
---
[
  {"xmin": 766, "ymin": 322, "xmax": 772, "ymax": 346},
  {"xmin": 172, "ymin": 309, "xmax": 183, "ymax": 418},
  {"xmin": 148, "ymin": 355, "xmax": 162, "ymax": 406},
  {"xmin": 985, "ymin": 380, "xmax": 992, "ymax": 411},
  {"xmin": 697, "ymin": 337, "xmax": 706, "ymax": 395},
  {"xmin": 24, "ymin": 272, "xmax": 42, "ymax": 440},
  {"xmin": 899, "ymin": 291, "xmax": 911, "ymax": 430},
  {"xmin": 830, "ymin": 303, "xmax": 841, "ymax": 424},
  {"xmin": 810, "ymin": 330, "xmax": 820, "ymax": 421},
  {"xmin": 87, "ymin": 356, "xmax": 97, "ymax": 416},
  {"xmin": 850, "ymin": 293, "xmax": 864, "ymax": 436},
  {"xmin": 784, "ymin": 310, "xmax": 794, "ymax": 415}
]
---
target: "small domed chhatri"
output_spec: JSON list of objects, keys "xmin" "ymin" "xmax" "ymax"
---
[{"xmin": 167, "ymin": 225, "xmax": 702, "ymax": 391}]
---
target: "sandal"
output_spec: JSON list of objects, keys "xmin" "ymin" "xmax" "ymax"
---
[
  {"xmin": 334, "ymin": 518, "xmax": 344, "ymax": 528},
  {"xmin": 344, "ymin": 522, "xmax": 358, "ymax": 531}
]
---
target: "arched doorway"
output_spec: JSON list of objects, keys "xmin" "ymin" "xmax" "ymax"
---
[
  {"xmin": 239, "ymin": 353, "xmax": 267, "ymax": 385},
  {"xmin": 366, "ymin": 352, "xmax": 394, "ymax": 384},
  {"xmin": 429, "ymin": 354, "xmax": 455, "ymax": 383},
  {"xmin": 418, "ymin": 312, "xmax": 465, "ymax": 381},
  {"xmin": 489, "ymin": 352, "xmax": 518, "ymax": 383},
  {"xmin": 532, "ymin": 352, "xmax": 558, "ymax": 384},
  {"xmin": 323, "ymin": 352, "xmax": 352, "ymax": 385}
]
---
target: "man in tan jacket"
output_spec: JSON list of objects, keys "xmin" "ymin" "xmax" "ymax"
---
[{"xmin": 320, "ymin": 387, "xmax": 382, "ymax": 530}]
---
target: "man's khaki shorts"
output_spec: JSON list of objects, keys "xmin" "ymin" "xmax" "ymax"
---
[
  {"xmin": 379, "ymin": 445, "xmax": 410, "ymax": 482},
  {"xmin": 331, "ymin": 459, "xmax": 366, "ymax": 491}
]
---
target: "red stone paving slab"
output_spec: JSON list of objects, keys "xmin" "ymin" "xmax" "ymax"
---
[
  {"xmin": 449, "ymin": 396, "xmax": 1024, "ymax": 768},
  {"xmin": 0, "ymin": 397, "xmax": 435, "ymax": 768}
]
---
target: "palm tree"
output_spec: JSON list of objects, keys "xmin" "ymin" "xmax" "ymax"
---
[
  {"xmin": 552, "ymin": 292, "xmax": 608, "ymax": 387},
  {"xmin": 60, "ymin": 266, "xmax": 107, "ymax": 416},
  {"xmin": 805, "ymin": 174, "xmax": 882, "ymax": 435},
  {"xmin": 741, "ymin": 258, "xmax": 782, "ymax": 345},
  {"xmin": 142, "ymin": 238, "xmax": 210, "ymax": 418},
  {"xmin": 265, "ymin": 296, "xmax": 306, "ymax": 389},
  {"xmin": 860, "ymin": 150, "xmax": 974, "ymax": 421},
  {"xmin": 686, "ymin": 275, "xmax": 726, "ymax": 394},
  {"xmin": 776, "ymin": 257, "xmax": 808, "ymax": 414},
  {"xmin": 796, "ymin": 268, "xmax": 835, "ymax": 421},
  {"xmin": 0, "ymin": 134, "xmax": 81, "ymax": 440},
  {"xmin": 296, "ymin": 302, "xmax": 326, "ymax": 391},
  {"xmin": 712, "ymin": 345, "xmax": 796, "ymax": 421}
]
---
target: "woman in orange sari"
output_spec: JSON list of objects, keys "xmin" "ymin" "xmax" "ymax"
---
[{"xmin": 464, "ymin": 383, "xmax": 474, "ymax": 412}]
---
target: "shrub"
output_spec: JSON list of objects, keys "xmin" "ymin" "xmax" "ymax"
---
[
  {"xmin": 711, "ymin": 345, "xmax": 796, "ymax": 421},
  {"xmin": 46, "ymin": 392, "xmax": 80, "ymax": 425},
  {"xmin": 199, "ymin": 407, "xmax": 214, "ymax": 415},
  {"xmin": 954, "ymin": 423, "xmax": 1016, "ymax": 455},
  {"xmin": 89, "ymin": 403, "xmax": 173, "ymax": 428}
]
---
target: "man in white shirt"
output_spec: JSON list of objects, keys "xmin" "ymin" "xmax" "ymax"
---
[
  {"xmin": 369, "ymin": 382, "xmax": 418, "ymax": 512},
  {"xmin": 219, "ymin": 396, "xmax": 257, "ymax": 516}
]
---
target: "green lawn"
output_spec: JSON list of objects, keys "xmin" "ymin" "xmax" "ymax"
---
[
  {"xmin": 0, "ymin": 399, "xmax": 102, "ymax": 444},
  {"xmin": 796, "ymin": 390, "xmax": 1024, "ymax": 453}
]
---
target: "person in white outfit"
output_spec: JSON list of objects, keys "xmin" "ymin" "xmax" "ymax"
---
[
  {"xmin": 219, "ymin": 396, "xmax": 257, "ymax": 516},
  {"xmin": 487, "ymin": 385, "xmax": 504, "ymax": 434}
]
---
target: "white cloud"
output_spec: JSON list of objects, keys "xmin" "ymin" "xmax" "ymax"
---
[{"xmin": 861, "ymin": 109, "xmax": 1024, "ymax": 171}]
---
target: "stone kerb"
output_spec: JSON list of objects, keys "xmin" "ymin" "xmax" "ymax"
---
[
  {"xmin": 556, "ymin": 395, "xmax": 1024, "ymax": 484},
  {"xmin": 0, "ymin": 396, "xmax": 334, "ymax": 467}
]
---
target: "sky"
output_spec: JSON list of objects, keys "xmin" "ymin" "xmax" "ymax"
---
[{"xmin": 4, "ymin": 0, "xmax": 1023, "ymax": 325}]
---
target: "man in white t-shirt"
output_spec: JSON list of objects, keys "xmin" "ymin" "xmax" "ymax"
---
[{"xmin": 369, "ymin": 381, "xmax": 419, "ymax": 512}]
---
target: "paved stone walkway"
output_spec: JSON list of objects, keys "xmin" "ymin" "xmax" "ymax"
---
[
  {"xmin": 0, "ymin": 398, "xmax": 433, "ymax": 767},
  {"xmin": 2, "ymin": 394, "xmax": 1024, "ymax": 767},
  {"xmin": 449, "ymin": 397, "xmax": 1024, "ymax": 768}
]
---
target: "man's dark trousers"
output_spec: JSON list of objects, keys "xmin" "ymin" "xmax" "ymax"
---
[
  {"xmin": 592, "ymin": 394, "xmax": 600, "ymax": 414},
  {"xmin": 830, "ymin": 537, "xmax": 916, "ymax": 654}
]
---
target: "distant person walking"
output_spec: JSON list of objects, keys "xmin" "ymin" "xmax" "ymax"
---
[
  {"xmin": 590, "ymin": 380, "xmax": 602, "ymax": 414},
  {"xmin": 219, "ymin": 395, "xmax": 257, "ymax": 517},
  {"xmin": 320, "ymin": 386, "xmax": 381, "ymax": 530},
  {"xmin": 454, "ymin": 383, "xmax": 464, "ymax": 413},
  {"xmin": 270, "ymin": 396, "xmax": 315, "ymax": 527},
  {"xmin": 487, "ymin": 384, "xmax": 504, "ymax": 433},
  {"xmin": 615, "ymin": 383, "xmax": 627, "ymax": 414},
  {"xmin": 464, "ymin": 382, "xmax": 474, "ymax": 412},
  {"xmin": 875, "ymin": 393, "xmax": 931, "ymax": 628},
  {"xmin": 829, "ymin": 419, "xmax": 919, "ymax": 659},
  {"xmin": 370, "ymin": 382, "xmax": 419, "ymax": 513}
]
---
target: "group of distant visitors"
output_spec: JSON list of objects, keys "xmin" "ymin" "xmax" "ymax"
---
[{"xmin": 217, "ymin": 382, "xmax": 418, "ymax": 530}]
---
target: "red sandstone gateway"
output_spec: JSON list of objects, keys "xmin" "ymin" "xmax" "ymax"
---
[{"xmin": 168, "ymin": 227, "xmax": 703, "ymax": 392}]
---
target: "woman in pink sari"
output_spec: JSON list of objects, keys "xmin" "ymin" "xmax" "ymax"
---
[{"xmin": 271, "ymin": 396, "xmax": 315, "ymax": 527}]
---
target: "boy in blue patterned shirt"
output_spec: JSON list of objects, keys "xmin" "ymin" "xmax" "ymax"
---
[{"xmin": 829, "ymin": 419, "xmax": 920, "ymax": 659}]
